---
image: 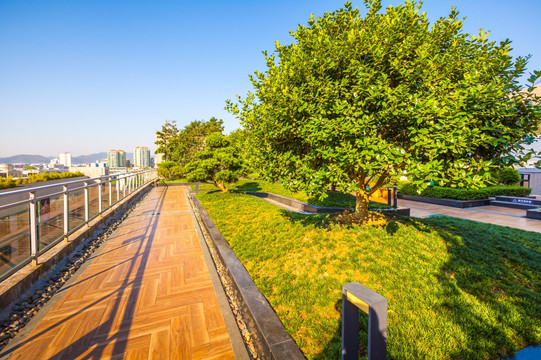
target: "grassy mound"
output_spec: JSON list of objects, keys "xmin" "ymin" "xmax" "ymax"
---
[{"xmin": 197, "ymin": 191, "xmax": 540, "ymax": 360}]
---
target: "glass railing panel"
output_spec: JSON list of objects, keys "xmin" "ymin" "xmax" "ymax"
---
[
  {"xmin": 69, "ymin": 189, "xmax": 85, "ymax": 231},
  {"xmin": 0, "ymin": 203, "xmax": 30, "ymax": 278},
  {"xmin": 101, "ymin": 183, "xmax": 110, "ymax": 211},
  {"xmin": 38, "ymin": 194, "xmax": 64, "ymax": 249},
  {"xmin": 88, "ymin": 185, "xmax": 99, "ymax": 220}
]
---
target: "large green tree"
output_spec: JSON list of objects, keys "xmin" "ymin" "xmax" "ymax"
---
[{"xmin": 227, "ymin": 0, "xmax": 541, "ymax": 222}]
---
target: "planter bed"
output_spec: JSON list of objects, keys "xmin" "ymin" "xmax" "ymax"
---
[
  {"xmin": 244, "ymin": 191, "xmax": 410, "ymax": 216},
  {"xmin": 189, "ymin": 192, "xmax": 305, "ymax": 360},
  {"xmin": 398, "ymin": 193, "xmax": 491, "ymax": 208}
]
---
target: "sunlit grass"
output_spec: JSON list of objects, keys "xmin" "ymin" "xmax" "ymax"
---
[
  {"xmin": 197, "ymin": 191, "xmax": 541, "ymax": 360},
  {"xmin": 192, "ymin": 178, "xmax": 390, "ymax": 209}
]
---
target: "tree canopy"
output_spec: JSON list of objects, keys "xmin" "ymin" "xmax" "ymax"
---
[
  {"xmin": 154, "ymin": 117, "xmax": 225, "ymax": 179},
  {"xmin": 185, "ymin": 133, "xmax": 243, "ymax": 191},
  {"xmin": 227, "ymin": 0, "xmax": 541, "ymax": 221}
]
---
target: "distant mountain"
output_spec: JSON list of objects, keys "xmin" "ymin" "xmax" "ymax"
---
[
  {"xmin": 0, "ymin": 154, "xmax": 53, "ymax": 164},
  {"xmin": 1, "ymin": 152, "xmax": 135, "ymax": 165},
  {"xmin": 72, "ymin": 153, "xmax": 107, "ymax": 164}
]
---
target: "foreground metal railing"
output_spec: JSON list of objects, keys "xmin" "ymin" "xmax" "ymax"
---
[
  {"xmin": 0, "ymin": 169, "xmax": 157, "ymax": 282},
  {"xmin": 342, "ymin": 282, "xmax": 387, "ymax": 360}
]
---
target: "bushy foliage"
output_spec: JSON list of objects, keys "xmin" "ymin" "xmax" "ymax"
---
[
  {"xmin": 185, "ymin": 133, "xmax": 243, "ymax": 191},
  {"xmin": 227, "ymin": 0, "xmax": 541, "ymax": 222},
  {"xmin": 498, "ymin": 168, "xmax": 521, "ymax": 185},
  {"xmin": 398, "ymin": 183, "xmax": 531, "ymax": 200},
  {"xmin": 155, "ymin": 117, "xmax": 224, "ymax": 164},
  {"xmin": 2, "ymin": 171, "xmax": 84, "ymax": 188},
  {"xmin": 0, "ymin": 177, "xmax": 17, "ymax": 190},
  {"xmin": 157, "ymin": 161, "xmax": 179, "ymax": 179}
]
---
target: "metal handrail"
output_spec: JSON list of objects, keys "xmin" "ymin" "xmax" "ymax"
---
[
  {"xmin": 0, "ymin": 173, "xmax": 121, "ymax": 198},
  {"xmin": 0, "ymin": 168, "xmax": 158, "ymax": 282}
]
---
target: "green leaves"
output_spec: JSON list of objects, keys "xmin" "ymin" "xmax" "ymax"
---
[
  {"xmin": 185, "ymin": 133, "xmax": 244, "ymax": 191},
  {"xmin": 228, "ymin": 0, "xmax": 541, "ymax": 213}
]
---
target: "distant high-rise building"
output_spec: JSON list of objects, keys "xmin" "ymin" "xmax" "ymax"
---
[
  {"xmin": 134, "ymin": 146, "xmax": 151, "ymax": 168},
  {"xmin": 59, "ymin": 152, "xmax": 72, "ymax": 167},
  {"xmin": 107, "ymin": 150, "xmax": 126, "ymax": 167}
]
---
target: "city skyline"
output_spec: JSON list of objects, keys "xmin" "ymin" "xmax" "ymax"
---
[{"xmin": 1, "ymin": 0, "xmax": 540, "ymax": 157}]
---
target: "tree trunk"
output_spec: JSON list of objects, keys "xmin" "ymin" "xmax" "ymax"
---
[
  {"xmin": 355, "ymin": 189, "xmax": 370, "ymax": 222},
  {"xmin": 215, "ymin": 180, "xmax": 228, "ymax": 192}
]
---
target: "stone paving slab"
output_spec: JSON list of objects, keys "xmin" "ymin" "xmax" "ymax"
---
[{"xmin": 399, "ymin": 199, "xmax": 541, "ymax": 233}]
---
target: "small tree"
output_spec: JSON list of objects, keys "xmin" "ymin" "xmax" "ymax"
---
[
  {"xmin": 498, "ymin": 168, "xmax": 521, "ymax": 185},
  {"xmin": 227, "ymin": 0, "xmax": 541, "ymax": 222},
  {"xmin": 185, "ymin": 133, "xmax": 243, "ymax": 192},
  {"xmin": 155, "ymin": 121, "xmax": 179, "ymax": 162}
]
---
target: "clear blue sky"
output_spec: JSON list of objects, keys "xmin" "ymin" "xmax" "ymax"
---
[{"xmin": 1, "ymin": 0, "xmax": 540, "ymax": 157}]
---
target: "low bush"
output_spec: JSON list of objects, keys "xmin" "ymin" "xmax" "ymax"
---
[
  {"xmin": 398, "ymin": 183, "xmax": 531, "ymax": 200},
  {"xmin": 0, "ymin": 177, "xmax": 17, "ymax": 190},
  {"xmin": 498, "ymin": 168, "xmax": 521, "ymax": 185},
  {"xmin": 14, "ymin": 171, "xmax": 84, "ymax": 186}
]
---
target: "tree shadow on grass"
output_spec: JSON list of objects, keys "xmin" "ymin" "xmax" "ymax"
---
[
  {"xmin": 421, "ymin": 216, "xmax": 541, "ymax": 359},
  {"xmin": 297, "ymin": 215, "xmax": 539, "ymax": 359},
  {"xmin": 233, "ymin": 181, "xmax": 263, "ymax": 192},
  {"xmin": 278, "ymin": 209, "xmax": 333, "ymax": 229}
]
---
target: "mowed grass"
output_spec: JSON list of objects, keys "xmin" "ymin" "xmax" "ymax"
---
[
  {"xmin": 197, "ymin": 191, "xmax": 541, "ymax": 360},
  {"xmin": 192, "ymin": 178, "xmax": 390, "ymax": 209}
]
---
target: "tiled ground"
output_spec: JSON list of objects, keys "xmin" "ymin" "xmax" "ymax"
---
[
  {"xmin": 4, "ymin": 186, "xmax": 235, "ymax": 359},
  {"xmin": 399, "ymin": 199, "xmax": 541, "ymax": 233}
]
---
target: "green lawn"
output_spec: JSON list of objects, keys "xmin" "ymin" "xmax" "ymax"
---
[
  {"xmin": 197, "ymin": 191, "xmax": 541, "ymax": 360},
  {"xmin": 192, "ymin": 178, "xmax": 390, "ymax": 209}
]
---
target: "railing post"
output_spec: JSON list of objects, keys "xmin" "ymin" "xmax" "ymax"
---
[
  {"xmin": 29, "ymin": 191, "xmax": 39, "ymax": 265},
  {"xmin": 392, "ymin": 187, "xmax": 397, "ymax": 208},
  {"xmin": 116, "ymin": 177, "xmax": 120, "ymax": 202},
  {"xmin": 109, "ymin": 179, "xmax": 112, "ymax": 207},
  {"xmin": 63, "ymin": 185, "xmax": 69, "ymax": 241},
  {"xmin": 342, "ymin": 282, "xmax": 387, "ymax": 360},
  {"xmin": 84, "ymin": 181, "xmax": 89, "ymax": 225},
  {"xmin": 98, "ymin": 180, "xmax": 103, "ymax": 216},
  {"xmin": 123, "ymin": 178, "xmax": 126, "ymax": 198}
]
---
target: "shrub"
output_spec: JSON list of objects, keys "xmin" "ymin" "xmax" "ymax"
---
[
  {"xmin": 398, "ymin": 183, "xmax": 531, "ymax": 200},
  {"xmin": 0, "ymin": 177, "xmax": 16, "ymax": 190},
  {"xmin": 498, "ymin": 168, "xmax": 521, "ymax": 185}
]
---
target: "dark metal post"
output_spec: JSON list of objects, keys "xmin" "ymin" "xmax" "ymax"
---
[
  {"xmin": 342, "ymin": 291, "xmax": 360, "ymax": 360},
  {"xmin": 342, "ymin": 282, "xmax": 387, "ymax": 360}
]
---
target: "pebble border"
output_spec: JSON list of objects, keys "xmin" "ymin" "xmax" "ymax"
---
[{"xmin": 187, "ymin": 192, "xmax": 259, "ymax": 359}]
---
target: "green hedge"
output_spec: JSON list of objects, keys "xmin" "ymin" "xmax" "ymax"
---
[{"xmin": 398, "ymin": 183, "xmax": 531, "ymax": 200}]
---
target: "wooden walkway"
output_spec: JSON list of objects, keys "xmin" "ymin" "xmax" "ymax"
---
[{"xmin": 4, "ymin": 186, "xmax": 236, "ymax": 359}]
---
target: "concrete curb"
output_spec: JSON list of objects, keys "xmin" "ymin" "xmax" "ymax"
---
[
  {"xmin": 189, "ymin": 192, "xmax": 306, "ymax": 360},
  {"xmin": 244, "ymin": 191, "xmax": 411, "ymax": 216},
  {"xmin": 398, "ymin": 193, "xmax": 491, "ymax": 208}
]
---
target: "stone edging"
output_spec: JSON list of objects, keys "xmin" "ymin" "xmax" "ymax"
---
[
  {"xmin": 398, "ymin": 193, "xmax": 491, "ymax": 208},
  {"xmin": 188, "ymin": 192, "xmax": 306, "ymax": 360},
  {"xmin": 243, "ymin": 191, "xmax": 411, "ymax": 216}
]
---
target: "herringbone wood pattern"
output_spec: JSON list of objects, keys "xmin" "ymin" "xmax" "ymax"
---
[{"xmin": 8, "ymin": 186, "xmax": 235, "ymax": 359}]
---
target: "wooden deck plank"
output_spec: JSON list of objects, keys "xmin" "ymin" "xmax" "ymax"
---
[{"xmin": 6, "ymin": 186, "xmax": 235, "ymax": 359}]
